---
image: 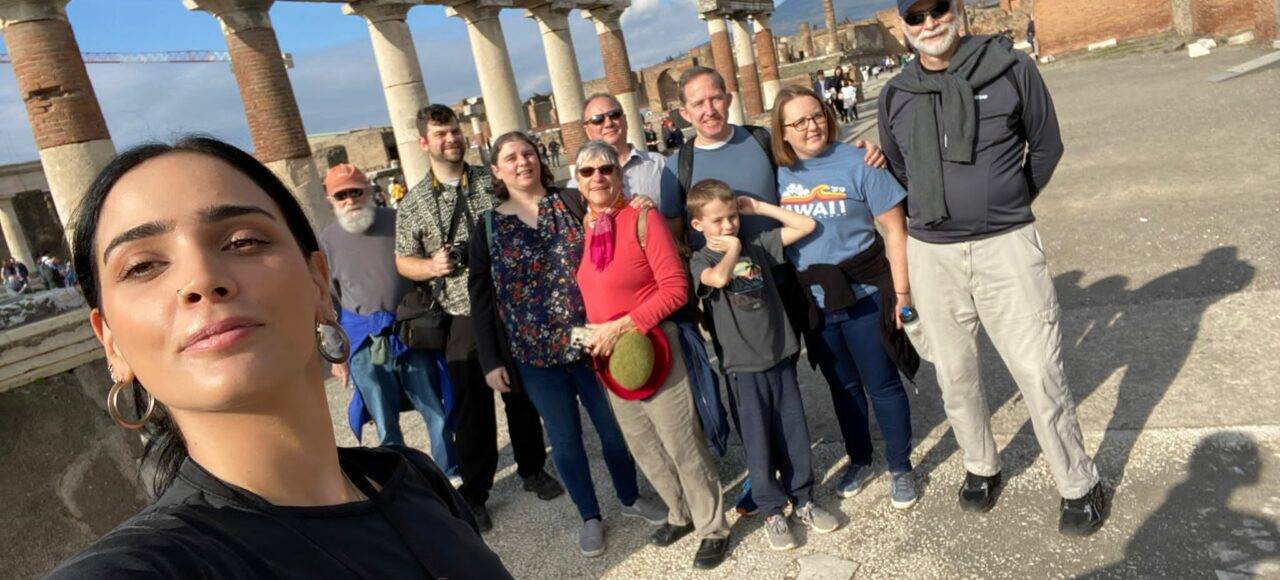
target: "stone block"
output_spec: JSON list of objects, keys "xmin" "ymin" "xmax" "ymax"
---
[
  {"xmin": 1196, "ymin": 37, "xmax": 1217, "ymax": 48},
  {"xmin": 1188, "ymin": 42, "xmax": 1212, "ymax": 58},
  {"xmin": 1226, "ymin": 32, "xmax": 1254, "ymax": 46},
  {"xmin": 1087, "ymin": 38, "xmax": 1118, "ymax": 51}
]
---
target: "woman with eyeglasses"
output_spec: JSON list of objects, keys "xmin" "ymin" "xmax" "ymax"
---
[
  {"xmin": 48, "ymin": 137, "xmax": 510, "ymax": 579},
  {"xmin": 467, "ymin": 132, "xmax": 666, "ymax": 558},
  {"xmin": 571, "ymin": 140, "xmax": 732, "ymax": 570},
  {"xmin": 769, "ymin": 86, "xmax": 922, "ymax": 510}
]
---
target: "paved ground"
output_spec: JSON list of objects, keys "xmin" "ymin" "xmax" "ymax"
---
[{"xmin": 327, "ymin": 44, "xmax": 1280, "ymax": 579}]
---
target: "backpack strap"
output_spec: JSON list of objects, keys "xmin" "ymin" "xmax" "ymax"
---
[
  {"xmin": 483, "ymin": 209, "xmax": 496, "ymax": 249},
  {"xmin": 636, "ymin": 207, "xmax": 649, "ymax": 250},
  {"xmin": 556, "ymin": 187, "xmax": 587, "ymax": 223},
  {"xmin": 676, "ymin": 138, "xmax": 696, "ymax": 212}
]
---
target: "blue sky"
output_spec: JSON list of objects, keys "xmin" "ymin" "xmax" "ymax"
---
[{"xmin": 0, "ymin": 0, "xmax": 725, "ymax": 163}]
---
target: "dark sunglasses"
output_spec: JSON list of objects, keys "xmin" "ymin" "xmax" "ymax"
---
[
  {"xmin": 903, "ymin": 0, "xmax": 951, "ymax": 26},
  {"xmin": 577, "ymin": 165, "xmax": 617, "ymax": 178},
  {"xmin": 332, "ymin": 188, "xmax": 365, "ymax": 202},
  {"xmin": 585, "ymin": 109, "xmax": 625, "ymax": 126}
]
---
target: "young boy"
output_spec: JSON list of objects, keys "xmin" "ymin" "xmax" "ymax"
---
[{"xmin": 686, "ymin": 179, "xmax": 840, "ymax": 550}]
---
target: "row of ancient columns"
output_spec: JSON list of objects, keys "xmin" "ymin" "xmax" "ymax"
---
[
  {"xmin": 701, "ymin": 9, "xmax": 782, "ymax": 123},
  {"xmin": 0, "ymin": 0, "xmax": 649, "ymax": 239}
]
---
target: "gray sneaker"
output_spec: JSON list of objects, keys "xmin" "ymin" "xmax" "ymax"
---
[
  {"xmin": 620, "ymin": 496, "xmax": 668, "ymax": 525},
  {"xmin": 836, "ymin": 464, "xmax": 873, "ymax": 498},
  {"xmin": 794, "ymin": 502, "xmax": 841, "ymax": 534},
  {"xmin": 764, "ymin": 514, "xmax": 797, "ymax": 550},
  {"xmin": 891, "ymin": 471, "xmax": 919, "ymax": 510},
  {"xmin": 580, "ymin": 518, "xmax": 605, "ymax": 557}
]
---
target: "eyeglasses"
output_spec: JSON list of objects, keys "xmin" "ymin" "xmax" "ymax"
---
[
  {"xmin": 585, "ymin": 109, "xmax": 625, "ymax": 126},
  {"xmin": 577, "ymin": 165, "xmax": 617, "ymax": 178},
  {"xmin": 903, "ymin": 0, "xmax": 951, "ymax": 26},
  {"xmin": 332, "ymin": 188, "xmax": 365, "ymax": 202},
  {"xmin": 785, "ymin": 111, "xmax": 826, "ymax": 131}
]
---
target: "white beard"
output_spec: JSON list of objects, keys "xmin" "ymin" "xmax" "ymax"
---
[
  {"xmin": 337, "ymin": 205, "xmax": 376, "ymax": 233},
  {"xmin": 907, "ymin": 19, "xmax": 960, "ymax": 58}
]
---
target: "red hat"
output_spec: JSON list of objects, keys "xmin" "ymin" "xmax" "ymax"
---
[
  {"xmin": 324, "ymin": 163, "xmax": 369, "ymax": 196},
  {"xmin": 595, "ymin": 326, "xmax": 672, "ymax": 401}
]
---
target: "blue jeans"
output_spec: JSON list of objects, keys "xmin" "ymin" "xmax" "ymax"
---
[
  {"xmin": 811, "ymin": 293, "xmax": 914, "ymax": 472},
  {"xmin": 517, "ymin": 361, "xmax": 639, "ymax": 520},
  {"xmin": 350, "ymin": 345, "xmax": 458, "ymax": 477}
]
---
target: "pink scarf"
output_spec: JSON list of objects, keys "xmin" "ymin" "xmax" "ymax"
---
[{"xmin": 587, "ymin": 196, "xmax": 626, "ymax": 271}]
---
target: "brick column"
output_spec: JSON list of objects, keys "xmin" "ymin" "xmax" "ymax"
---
[
  {"xmin": 344, "ymin": 0, "xmax": 431, "ymax": 189},
  {"xmin": 528, "ymin": 3, "xmax": 587, "ymax": 160},
  {"xmin": 753, "ymin": 12, "xmax": 781, "ymax": 111},
  {"xmin": 730, "ymin": 15, "xmax": 762, "ymax": 117},
  {"xmin": 448, "ymin": 0, "xmax": 527, "ymax": 138},
  {"xmin": 800, "ymin": 21, "xmax": 815, "ymax": 58},
  {"xmin": 822, "ymin": 0, "xmax": 837, "ymax": 54},
  {"xmin": 0, "ymin": 0, "xmax": 115, "ymax": 230},
  {"xmin": 586, "ymin": 6, "xmax": 645, "ymax": 150},
  {"xmin": 184, "ymin": 0, "xmax": 329, "ymax": 229},
  {"xmin": 0, "ymin": 193, "xmax": 34, "ymax": 270},
  {"xmin": 703, "ymin": 14, "xmax": 745, "ymax": 125}
]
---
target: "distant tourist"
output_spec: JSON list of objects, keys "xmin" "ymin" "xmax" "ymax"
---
[
  {"xmin": 48, "ymin": 136, "xmax": 511, "ymax": 579},
  {"xmin": 880, "ymin": 0, "xmax": 1106, "ymax": 536},
  {"xmin": 2, "ymin": 256, "xmax": 28, "ymax": 284},
  {"xmin": 548, "ymin": 138, "xmax": 562, "ymax": 166}
]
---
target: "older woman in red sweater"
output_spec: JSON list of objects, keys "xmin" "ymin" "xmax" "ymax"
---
[{"xmin": 573, "ymin": 140, "xmax": 731, "ymax": 570}]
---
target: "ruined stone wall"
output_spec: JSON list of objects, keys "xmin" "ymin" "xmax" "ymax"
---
[
  {"xmin": 1192, "ymin": 0, "xmax": 1268, "ymax": 34},
  {"xmin": 1034, "ymin": 0, "xmax": 1173, "ymax": 55},
  {"xmin": 308, "ymin": 128, "xmax": 396, "ymax": 175}
]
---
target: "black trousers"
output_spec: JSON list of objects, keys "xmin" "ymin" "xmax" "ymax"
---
[{"xmin": 446, "ymin": 315, "xmax": 549, "ymax": 506}]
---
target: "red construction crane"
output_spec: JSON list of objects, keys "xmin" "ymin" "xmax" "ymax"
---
[{"xmin": 0, "ymin": 51, "xmax": 294, "ymax": 68}]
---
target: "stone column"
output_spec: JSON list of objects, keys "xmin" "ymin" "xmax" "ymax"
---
[
  {"xmin": 448, "ymin": 0, "xmax": 527, "ymax": 138},
  {"xmin": 586, "ymin": 5, "xmax": 645, "ymax": 150},
  {"xmin": 0, "ymin": 193, "xmax": 34, "ymax": 270},
  {"xmin": 822, "ymin": 0, "xmax": 837, "ymax": 54},
  {"xmin": 0, "ymin": 0, "xmax": 116, "ymax": 230},
  {"xmin": 1170, "ymin": 0, "xmax": 1193, "ymax": 36},
  {"xmin": 528, "ymin": 2, "xmax": 587, "ymax": 159},
  {"xmin": 730, "ymin": 16, "xmax": 762, "ymax": 117},
  {"xmin": 800, "ymin": 21, "xmax": 815, "ymax": 58},
  {"xmin": 704, "ymin": 14, "xmax": 745, "ymax": 125},
  {"xmin": 184, "ymin": 0, "xmax": 329, "ymax": 229},
  {"xmin": 753, "ymin": 13, "xmax": 781, "ymax": 111},
  {"xmin": 344, "ymin": 0, "xmax": 431, "ymax": 189}
]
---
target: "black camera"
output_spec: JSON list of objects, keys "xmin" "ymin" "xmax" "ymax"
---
[{"xmin": 446, "ymin": 244, "xmax": 468, "ymax": 269}]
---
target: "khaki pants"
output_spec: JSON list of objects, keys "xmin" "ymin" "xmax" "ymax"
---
[
  {"xmin": 907, "ymin": 224, "xmax": 1099, "ymax": 499},
  {"xmin": 608, "ymin": 322, "xmax": 730, "ymax": 540}
]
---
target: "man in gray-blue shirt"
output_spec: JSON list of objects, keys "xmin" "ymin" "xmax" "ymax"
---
[{"xmin": 879, "ymin": 0, "xmax": 1105, "ymax": 536}]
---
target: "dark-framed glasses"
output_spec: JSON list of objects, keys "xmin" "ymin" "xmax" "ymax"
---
[
  {"xmin": 332, "ymin": 188, "xmax": 365, "ymax": 202},
  {"xmin": 785, "ymin": 111, "xmax": 826, "ymax": 131},
  {"xmin": 903, "ymin": 0, "xmax": 951, "ymax": 26},
  {"xmin": 586, "ymin": 109, "xmax": 625, "ymax": 126},
  {"xmin": 577, "ymin": 165, "xmax": 617, "ymax": 178}
]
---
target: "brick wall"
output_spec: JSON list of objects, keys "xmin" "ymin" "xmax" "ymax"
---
[
  {"xmin": 226, "ymin": 27, "xmax": 311, "ymax": 163},
  {"xmin": 1193, "ymin": 0, "xmax": 1260, "ymax": 34},
  {"xmin": 709, "ymin": 30, "xmax": 739, "ymax": 92},
  {"xmin": 599, "ymin": 28, "xmax": 637, "ymax": 95},
  {"xmin": 756, "ymin": 27, "xmax": 780, "ymax": 82},
  {"xmin": 1034, "ymin": 0, "xmax": 1173, "ymax": 55},
  {"xmin": 4, "ymin": 19, "xmax": 110, "ymax": 150},
  {"xmin": 1254, "ymin": 0, "xmax": 1276, "ymax": 39}
]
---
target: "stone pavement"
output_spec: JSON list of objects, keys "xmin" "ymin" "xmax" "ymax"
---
[{"xmin": 327, "ymin": 45, "xmax": 1280, "ymax": 578}]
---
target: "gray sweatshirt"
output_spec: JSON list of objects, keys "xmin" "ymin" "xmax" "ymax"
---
[{"xmin": 878, "ymin": 51, "xmax": 1063, "ymax": 243}]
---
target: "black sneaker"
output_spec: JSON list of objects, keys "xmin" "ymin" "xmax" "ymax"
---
[
  {"xmin": 693, "ymin": 538, "xmax": 730, "ymax": 570},
  {"xmin": 958, "ymin": 471, "xmax": 1002, "ymax": 513},
  {"xmin": 522, "ymin": 469, "xmax": 565, "ymax": 501},
  {"xmin": 469, "ymin": 501, "xmax": 493, "ymax": 533},
  {"xmin": 650, "ymin": 523, "xmax": 694, "ymax": 547},
  {"xmin": 1059, "ymin": 483, "xmax": 1108, "ymax": 537}
]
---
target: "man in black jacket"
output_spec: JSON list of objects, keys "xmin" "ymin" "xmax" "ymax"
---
[{"xmin": 878, "ymin": 0, "xmax": 1107, "ymax": 536}]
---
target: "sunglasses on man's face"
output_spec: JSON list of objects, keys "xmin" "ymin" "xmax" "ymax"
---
[
  {"xmin": 577, "ymin": 165, "xmax": 617, "ymax": 179},
  {"xmin": 332, "ymin": 188, "xmax": 365, "ymax": 202},
  {"xmin": 586, "ymin": 109, "xmax": 625, "ymax": 126},
  {"xmin": 903, "ymin": 0, "xmax": 951, "ymax": 26}
]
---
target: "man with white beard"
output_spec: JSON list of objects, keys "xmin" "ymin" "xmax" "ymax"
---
[
  {"xmin": 879, "ymin": 0, "xmax": 1107, "ymax": 536},
  {"xmin": 319, "ymin": 164, "xmax": 457, "ymax": 483}
]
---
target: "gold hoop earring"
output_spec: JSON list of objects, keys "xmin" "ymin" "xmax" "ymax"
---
[
  {"xmin": 107, "ymin": 380, "xmax": 155, "ymax": 430},
  {"xmin": 316, "ymin": 321, "xmax": 350, "ymax": 363}
]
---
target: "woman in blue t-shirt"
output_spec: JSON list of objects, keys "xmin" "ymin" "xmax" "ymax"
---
[{"xmin": 769, "ymin": 85, "xmax": 919, "ymax": 511}]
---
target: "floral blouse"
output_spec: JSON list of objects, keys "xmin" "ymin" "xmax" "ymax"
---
[{"xmin": 490, "ymin": 192, "xmax": 588, "ymax": 368}]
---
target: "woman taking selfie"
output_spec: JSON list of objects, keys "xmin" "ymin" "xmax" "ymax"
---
[{"xmin": 49, "ymin": 136, "xmax": 509, "ymax": 579}]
